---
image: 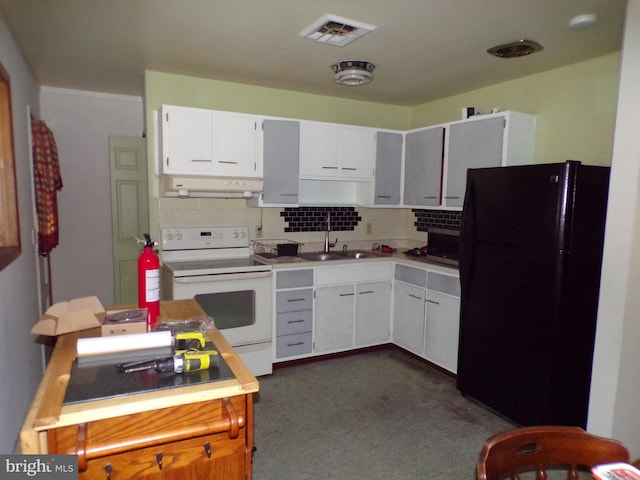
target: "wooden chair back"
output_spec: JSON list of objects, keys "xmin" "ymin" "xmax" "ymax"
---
[{"xmin": 477, "ymin": 426, "xmax": 630, "ymax": 480}]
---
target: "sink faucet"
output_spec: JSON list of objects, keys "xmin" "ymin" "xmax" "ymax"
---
[{"xmin": 324, "ymin": 212, "xmax": 337, "ymax": 253}]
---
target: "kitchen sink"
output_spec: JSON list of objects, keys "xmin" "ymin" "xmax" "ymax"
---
[
  {"xmin": 338, "ymin": 250, "xmax": 381, "ymax": 259},
  {"xmin": 298, "ymin": 250, "xmax": 383, "ymax": 261},
  {"xmin": 299, "ymin": 252, "xmax": 345, "ymax": 262}
]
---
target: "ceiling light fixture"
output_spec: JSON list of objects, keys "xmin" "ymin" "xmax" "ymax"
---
[
  {"xmin": 487, "ymin": 39, "xmax": 544, "ymax": 58},
  {"xmin": 331, "ymin": 60, "xmax": 376, "ymax": 86},
  {"xmin": 569, "ymin": 13, "xmax": 597, "ymax": 30}
]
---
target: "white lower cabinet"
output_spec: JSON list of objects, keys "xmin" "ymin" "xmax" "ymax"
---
[
  {"xmin": 355, "ymin": 282, "xmax": 391, "ymax": 346},
  {"xmin": 393, "ymin": 265, "xmax": 461, "ymax": 373},
  {"xmin": 393, "ymin": 282, "xmax": 426, "ymax": 355},
  {"xmin": 424, "ymin": 290, "xmax": 460, "ymax": 372},
  {"xmin": 314, "ymin": 285, "xmax": 355, "ymax": 352},
  {"xmin": 272, "ymin": 262, "xmax": 458, "ymax": 371}
]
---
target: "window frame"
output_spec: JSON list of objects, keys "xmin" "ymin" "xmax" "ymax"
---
[{"xmin": 0, "ymin": 63, "xmax": 21, "ymax": 271}]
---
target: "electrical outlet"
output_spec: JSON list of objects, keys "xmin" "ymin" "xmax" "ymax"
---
[
  {"xmin": 366, "ymin": 223, "xmax": 373, "ymax": 235},
  {"xmin": 256, "ymin": 225, "xmax": 263, "ymax": 238}
]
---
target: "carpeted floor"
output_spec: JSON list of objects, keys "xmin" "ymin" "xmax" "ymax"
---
[{"xmin": 252, "ymin": 347, "xmax": 514, "ymax": 479}]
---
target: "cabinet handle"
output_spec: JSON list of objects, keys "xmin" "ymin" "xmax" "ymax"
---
[
  {"xmin": 287, "ymin": 298, "xmax": 306, "ymax": 302},
  {"xmin": 104, "ymin": 463, "xmax": 112, "ymax": 480},
  {"xmin": 341, "ymin": 167, "xmax": 357, "ymax": 171},
  {"xmin": 217, "ymin": 160, "xmax": 239, "ymax": 165},
  {"xmin": 156, "ymin": 452, "xmax": 163, "ymax": 470},
  {"xmin": 204, "ymin": 441, "xmax": 212, "ymax": 458},
  {"xmin": 423, "ymin": 196, "xmax": 438, "ymax": 199},
  {"xmin": 287, "ymin": 341, "xmax": 306, "ymax": 347},
  {"xmin": 408, "ymin": 293, "xmax": 423, "ymax": 300},
  {"xmin": 321, "ymin": 166, "xmax": 338, "ymax": 170},
  {"xmin": 425, "ymin": 299, "xmax": 440, "ymax": 305},
  {"xmin": 377, "ymin": 195, "xmax": 392, "ymax": 199},
  {"xmin": 280, "ymin": 193, "xmax": 298, "ymax": 197},
  {"xmin": 287, "ymin": 319, "xmax": 306, "ymax": 324},
  {"xmin": 76, "ymin": 422, "xmax": 88, "ymax": 472},
  {"xmin": 359, "ymin": 290, "xmax": 375, "ymax": 295},
  {"xmin": 339, "ymin": 293, "xmax": 355, "ymax": 296},
  {"xmin": 190, "ymin": 159, "xmax": 213, "ymax": 163},
  {"xmin": 444, "ymin": 196, "xmax": 461, "ymax": 199}
]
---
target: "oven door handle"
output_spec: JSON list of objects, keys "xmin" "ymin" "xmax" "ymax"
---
[{"xmin": 173, "ymin": 271, "xmax": 273, "ymax": 283}]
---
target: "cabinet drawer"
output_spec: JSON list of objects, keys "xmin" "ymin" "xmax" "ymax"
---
[
  {"xmin": 276, "ymin": 310, "xmax": 312, "ymax": 336},
  {"xmin": 276, "ymin": 269, "xmax": 313, "ymax": 289},
  {"xmin": 50, "ymin": 396, "xmax": 248, "ymax": 468},
  {"xmin": 427, "ymin": 272, "xmax": 461, "ymax": 297},
  {"xmin": 77, "ymin": 426, "xmax": 247, "ymax": 479},
  {"xmin": 276, "ymin": 289, "xmax": 313, "ymax": 313},
  {"xmin": 395, "ymin": 264, "xmax": 427, "ymax": 287},
  {"xmin": 276, "ymin": 332, "xmax": 312, "ymax": 358}
]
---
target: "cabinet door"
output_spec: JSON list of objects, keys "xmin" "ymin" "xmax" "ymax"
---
[
  {"xmin": 445, "ymin": 116, "xmax": 504, "ymax": 207},
  {"xmin": 213, "ymin": 112, "xmax": 261, "ymax": 177},
  {"xmin": 392, "ymin": 282, "xmax": 425, "ymax": 355},
  {"xmin": 338, "ymin": 126, "xmax": 376, "ymax": 180},
  {"xmin": 403, "ymin": 126, "xmax": 444, "ymax": 206},
  {"xmin": 314, "ymin": 285, "xmax": 355, "ymax": 352},
  {"xmin": 299, "ymin": 121, "xmax": 339, "ymax": 178},
  {"xmin": 262, "ymin": 119, "xmax": 299, "ymax": 204},
  {"xmin": 162, "ymin": 106, "xmax": 214, "ymax": 174},
  {"xmin": 374, "ymin": 131, "xmax": 403, "ymax": 205},
  {"xmin": 355, "ymin": 281, "xmax": 391, "ymax": 346},
  {"xmin": 424, "ymin": 290, "xmax": 460, "ymax": 373}
]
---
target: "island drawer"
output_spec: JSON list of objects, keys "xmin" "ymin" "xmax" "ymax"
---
[
  {"xmin": 276, "ymin": 332, "xmax": 312, "ymax": 358},
  {"xmin": 276, "ymin": 288, "xmax": 313, "ymax": 313},
  {"xmin": 276, "ymin": 310, "xmax": 312, "ymax": 336}
]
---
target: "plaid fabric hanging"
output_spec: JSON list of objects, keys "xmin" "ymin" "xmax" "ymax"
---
[{"xmin": 31, "ymin": 116, "xmax": 63, "ymax": 254}]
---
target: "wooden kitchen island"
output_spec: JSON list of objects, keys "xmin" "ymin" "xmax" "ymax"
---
[{"xmin": 20, "ymin": 300, "xmax": 259, "ymax": 479}]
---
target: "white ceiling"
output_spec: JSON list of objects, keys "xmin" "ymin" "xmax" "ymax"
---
[{"xmin": 0, "ymin": 0, "xmax": 628, "ymax": 106}]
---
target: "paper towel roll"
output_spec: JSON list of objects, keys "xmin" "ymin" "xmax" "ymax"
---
[{"xmin": 76, "ymin": 331, "xmax": 172, "ymax": 357}]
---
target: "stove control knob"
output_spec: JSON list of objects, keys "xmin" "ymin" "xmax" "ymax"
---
[
  {"xmin": 165, "ymin": 233, "xmax": 173, "ymax": 242},
  {"xmin": 175, "ymin": 233, "xmax": 182, "ymax": 241},
  {"xmin": 232, "ymin": 231, "xmax": 239, "ymax": 239}
]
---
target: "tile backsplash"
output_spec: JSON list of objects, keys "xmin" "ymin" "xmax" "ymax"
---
[
  {"xmin": 412, "ymin": 209, "xmax": 462, "ymax": 231},
  {"xmin": 159, "ymin": 197, "xmax": 437, "ymax": 244},
  {"xmin": 281, "ymin": 207, "xmax": 361, "ymax": 233}
]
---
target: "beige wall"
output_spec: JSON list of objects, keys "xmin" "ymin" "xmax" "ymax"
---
[{"xmin": 145, "ymin": 53, "xmax": 621, "ymax": 245}]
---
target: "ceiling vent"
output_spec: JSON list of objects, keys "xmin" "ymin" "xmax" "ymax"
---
[
  {"xmin": 299, "ymin": 14, "xmax": 377, "ymax": 47},
  {"xmin": 332, "ymin": 61, "xmax": 375, "ymax": 86},
  {"xmin": 487, "ymin": 39, "xmax": 544, "ymax": 58}
]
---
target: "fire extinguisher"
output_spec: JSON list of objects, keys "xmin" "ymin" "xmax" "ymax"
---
[{"xmin": 138, "ymin": 233, "xmax": 160, "ymax": 329}]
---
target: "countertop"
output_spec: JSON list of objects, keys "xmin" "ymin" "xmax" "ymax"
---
[
  {"xmin": 20, "ymin": 299, "xmax": 259, "ymax": 453},
  {"xmin": 254, "ymin": 250, "xmax": 459, "ymax": 275}
]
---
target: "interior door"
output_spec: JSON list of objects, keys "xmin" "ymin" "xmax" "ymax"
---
[{"xmin": 109, "ymin": 136, "xmax": 148, "ymax": 305}]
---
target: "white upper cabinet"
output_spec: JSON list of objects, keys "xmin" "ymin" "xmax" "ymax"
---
[
  {"xmin": 162, "ymin": 105, "xmax": 214, "ymax": 174},
  {"xmin": 213, "ymin": 111, "xmax": 262, "ymax": 177},
  {"xmin": 442, "ymin": 111, "xmax": 536, "ymax": 208},
  {"xmin": 299, "ymin": 121, "xmax": 375, "ymax": 181},
  {"xmin": 338, "ymin": 125, "xmax": 376, "ymax": 180},
  {"xmin": 162, "ymin": 105, "xmax": 262, "ymax": 177},
  {"xmin": 403, "ymin": 126, "xmax": 445, "ymax": 207}
]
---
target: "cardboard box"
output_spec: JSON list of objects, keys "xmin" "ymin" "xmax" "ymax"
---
[
  {"xmin": 101, "ymin": 308, "xmax": 148, "ymax": 336},
  {"xmin": 31, "ymin": 296, "xmax": 105, "ymax": 336}
]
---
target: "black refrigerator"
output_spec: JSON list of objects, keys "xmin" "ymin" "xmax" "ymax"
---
[{"xmin": 457, "ymin": 161, "xmax": 610, "ymax": 428}]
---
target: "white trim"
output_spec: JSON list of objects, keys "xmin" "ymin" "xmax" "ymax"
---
[{"xmin": 39, "ymin": 86, "xmax": 142, "ymax": 103}]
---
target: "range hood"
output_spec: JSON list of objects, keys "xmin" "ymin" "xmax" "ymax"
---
[{"xmin": 163, "ymin": 175, "xmax": 264, "ymax": 199}]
